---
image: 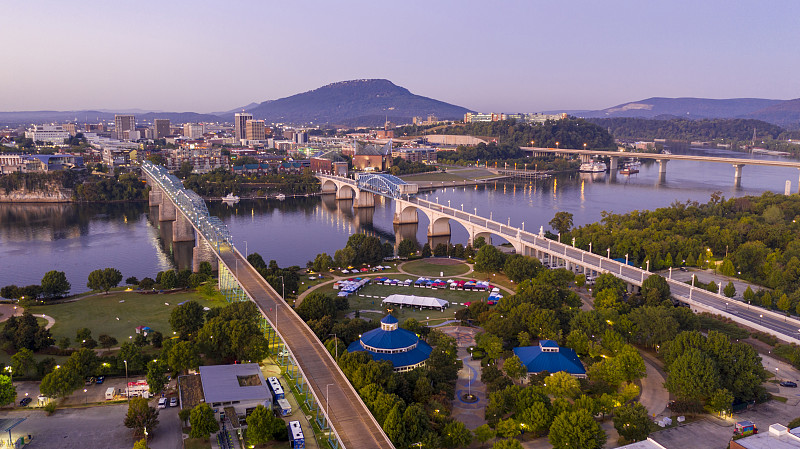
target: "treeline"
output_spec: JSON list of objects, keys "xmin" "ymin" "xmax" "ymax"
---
[
  {"xmin": 588, "ymin": 117, "xmax": 785, "ymax": 141},
  {"xmin": 437, "ymin": 142, "xmax": 579, "ymax": 170},
  {"xmin": 428, "ymin": 118, "xmax": 616, "ymax": 150},
  {"xmin": 561, "ymin": 192, "xmax": 800, "ymax": 314},
  {"xmin": 0, "ymin": 171, "xmax": 148, "ymax": 202},
  {"xmin": 182, "ymin": 167, "xmax": 320, "ymax": 197},
  {"xmin": 0, "ymin": 171, "xmax": 78, "ymax": 194},
  {"xmin": 389, "ymin": 157, "xmax": 437, "ymax": 176}
]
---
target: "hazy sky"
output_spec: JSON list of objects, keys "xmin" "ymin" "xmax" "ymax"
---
[{"xmin": 2, "ymin": 0, "xmax": 799, "ymax": 113}]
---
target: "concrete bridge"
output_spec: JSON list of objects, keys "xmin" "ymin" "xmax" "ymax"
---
[
  {"xmin": 315, "ymin": 172, "xmax": 800, "ymax": 345},
  {"xmin": 317, "ymin": 172, "xmax": 418, "ymax": 208},
  {"xmin": 522, "ymin": 146, "xmax": 800, "ymax": 188},
  {"xmin": 142, "ymin": 162, "xmax": 395, "ymax": 449}
]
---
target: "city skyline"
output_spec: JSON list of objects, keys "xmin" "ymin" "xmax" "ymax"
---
[{"xmin": 1, "ymin": 0, "xmax": 799, "ymax": 113}]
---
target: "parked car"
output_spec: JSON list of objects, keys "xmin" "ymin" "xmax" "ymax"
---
[
  {"xmin": 96, "ymin": 376, "xmax": 105, "ymax": 384},
  {"xmin": 85, "ymin": 377, "xmax": 95, "ymax": 386},
  {"xmin": 170, "ymin": 397, "xmax": 178, "ymax": 407},
  {"xmin": 780, "ymin": 381, "xmax": 797, "ymax": 388},
  {"xmin": 19, "ymin": 397, "xmax": 32, "ymax": 407},
  {"xmin": 157, "ymin": 398, "xmax": 167, "ymax": 409}
]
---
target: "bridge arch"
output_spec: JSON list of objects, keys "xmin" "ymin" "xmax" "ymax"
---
[
  {"xmin": 337, "ymin": 184, "xmax": 356, "ymax": 200},
  {"xmin": 320, "ymin": 179, "xmax": 338, "ymax": 194}
]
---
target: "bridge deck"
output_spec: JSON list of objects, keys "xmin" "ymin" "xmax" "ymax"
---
[
  {"xmin": 217, "ymin": 249, "xmax": 394, "ymax": 449},
  {"xmin": 521, "ymin": 147, "xmax": 800, "ymax": 168}
]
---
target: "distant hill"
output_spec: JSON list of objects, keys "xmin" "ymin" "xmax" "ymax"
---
[
  {"xmin": 581, "ymin": 97, "xmax": 782, "ymax": 120},
  {"xmin": 0, "ymin": 110, "xmax": 223, "ymax": 126},
  {"xmin": 746, "ymin": 98, "xmax": 800, "ymax": 128},
  {"xmin": 244, "ymin": 79, "xmax": 471, "ymax": 126}
]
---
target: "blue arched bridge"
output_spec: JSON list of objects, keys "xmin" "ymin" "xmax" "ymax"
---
[{"xmin": 317, "ymin": 173, "xmax": 418, "ymax": 207}]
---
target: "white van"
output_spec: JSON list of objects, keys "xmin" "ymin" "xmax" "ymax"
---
[
  {"xmin": 105, "ymin": 387, "xmax": 115, "ymax": 400},
  {"xmin": 157, "ymin": 398, "xmax": 167, "ymax": 409}
]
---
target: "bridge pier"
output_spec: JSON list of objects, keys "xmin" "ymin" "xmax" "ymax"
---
[
  {"xmin": 733, "ymin": 164, "xmax": 745, "ymax": 187},
  {"xmin": 192, "ymin": 236, "xmax": 218, "ymax": 273},
  {"xmin": 148, "ymin": 186, "xmax": 162, "ymax": 207},
  {"xmin": 609, "ymin": 156, "xmax": 619, "ymax": 171},
  {"xmin": 428, "ymin": 218, "xmax": 451, "ymax": 238},
  {"xmin": 158, "ymin": 199, "xmax": 177, "ymax": 222},
  {"xmin": 173, "ymin": 213, "xmax": 195, "ymax": 242},
  {"xmin": 393, "ymin": 202, "xmax": 418, "ymax": 224},
  {"xmin": 353, "ymin": 190, "xmax": 375, "ymax": 208},
  {"xmin": 657, "ymin": 159, "xmax": 668, "ymax": 176}
]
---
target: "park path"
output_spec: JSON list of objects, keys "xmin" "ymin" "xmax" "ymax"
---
[
  {"xmin": 639, "ymin": 351, "xmax": 670, "ymax": 419},
  {"xmin": 437, "ymin": 325, "xmax": 487, "ymax": 430}
]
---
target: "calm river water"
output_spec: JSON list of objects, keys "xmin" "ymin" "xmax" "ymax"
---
[{"xmin": 2, "ymin": 147, "xmax": 798, "ymax": 292}]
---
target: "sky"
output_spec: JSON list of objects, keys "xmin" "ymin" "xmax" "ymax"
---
[{"xmin": 2, "ymin": 0, "xmax": 799, "ymax": 113}]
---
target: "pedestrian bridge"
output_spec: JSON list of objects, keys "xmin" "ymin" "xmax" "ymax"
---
[
  {"xmin": 316, "ymin": 173, "xmax": 418, "ymax": 207},
  {"xmin": 141, "ymin": 162, "xmax": 395, "ymax": 449}
]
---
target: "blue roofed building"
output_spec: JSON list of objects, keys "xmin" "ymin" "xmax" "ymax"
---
[
  {"xmin": 347, "ymin": 315, "xmax": 432, "ymax": 372},
  {"xmin": 513, "ymin": 340, "xmax": 586, "ymax": 378}
]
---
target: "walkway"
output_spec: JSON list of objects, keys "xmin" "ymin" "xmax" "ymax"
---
[
  {"xmin": 638, "ymin": 351, "xmax": 670, "ymax": 419},
  {"xmin": 438, "ymin": 326, "xmax": 486, "ymax": 430}
]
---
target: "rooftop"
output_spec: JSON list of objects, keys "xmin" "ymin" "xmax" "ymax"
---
[
  {"xmin": 513, "ymin": 341, "xmax": 586, "ymax": 376},
  {"xmin": 198, "ymin": 363, "xmax": 270, "ymax": 404},
  {"xmin": 731, "ymin": 424, "xmax": 800, "ymax": 449}
]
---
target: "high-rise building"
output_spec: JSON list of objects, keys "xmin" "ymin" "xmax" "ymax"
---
[
  {"xmin": 234, "ymin": 112, "xmax": 253, "ymax": 141},
  {"xmin": 183, "ymin": 123, "xmax": 205, "ymax": 139},
  {"xmin": 154, "ymin": 119, "xmax": 171, "ymax": 139},
  {"xmin": 245, "ymin": 120, "xmax": 266, "ymax": 141},
  {"xmin": 115, "ymin": 115, "xmax": 135, "ymax": 140}
]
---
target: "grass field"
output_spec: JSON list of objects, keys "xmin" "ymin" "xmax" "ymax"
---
[
  {"xmin": 399, "ymin": 172, "xmax": 465, "ymax": 182},
  {"xmin": 402, "ymin": 259, "xmax": 471, "ymax": 277},
  {"xmin": 28, "ymin": 289, "xmax": 227, "ymax": 344}
]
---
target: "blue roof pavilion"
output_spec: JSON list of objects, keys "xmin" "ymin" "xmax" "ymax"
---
[
  {"xmin": 347, "ymin": 315, "xmax": 432, "ymax": 372},
  {"xmin": 513, "ymin": 340, "xmax": 586, "ymax": 378}
]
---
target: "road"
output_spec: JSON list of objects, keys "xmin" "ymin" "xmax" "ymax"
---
[{"xmin": 218, "ymin": 246, "xmax": 395, "ymax": 449}]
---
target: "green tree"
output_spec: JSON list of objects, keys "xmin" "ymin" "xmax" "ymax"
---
[
  {"xmin": 723, "ymin": 282, "xmax": 736, "ymax": 298},
  {"xmin": 133, "ymin": 438, "xmax": 149, "ymax": 449},
  {"xmin": 246, "ymin": 404, "xmax": 285, "ymax": 445},
  {"xmin": 665, "ymin": 348, "xmax": 719, "ymax": 401},
  {"xmin": 312, "ymin": 253, "xmax": 334, "ymax": 272},
  {"xmin": 397, "ymin": 238, "xmax": 419, "ymax": 258},
  {"xmin": 475, "ymin": 245, "xmax": 506, "ymax": 273},
  {"xmin": 549, "ymin": 410, "xmax": 607, "ymax": 449},
  {"xmin": 176, "ymin": 161, "xmax": 194, "ymax": 179},
  {"xmin": 40, "ymin": 366, "xmax": 81, "ymax": 398},
  {"xmin": 117, "ymin": 342, "xmax": 145, "ymax": 372},
  {"xmin": 546, "ymin": 371, "xmax": 581, "ymax": 399},
  {"xmin": 442, "ymin": 420, "xmax": 473, "ymax": 448},
  {"xmin": 641, "ymin": 274, "xmax": 671, "ymax": 303},
  {"xmin": 496, "ymin": 418, "xmax": 521, "ymax": 439},
  {"xmin": 708, "ymin": 388, "xmax": 734, "ymax": 416},
  {"xmin": 476, "ymin": 332, "xmax": 504, "ymax": 361},
  {"xmin": 592, "ymin": 273, "xmax": 626, "ymax": 298},
  {"xmin": 146, "ymin": 154, "xmax": 167, "ymax": 166},
  {"xmin": 159, "ymin": 270, "xmax": 177, "ymax": 289},
  {"xmin": 503, "ymin": 255, "xmax": 542, "ymax": 283},
  {"xmin": 549, "ymin": 211, "xmax": 574, "ymax": 235},
  {"xmin": 125, "ymin": 397, "xmax": 159, "ymax": 438},
  {"xmin": 629, "ymin": 306, "xmax": 680, "ymax": 348},
  {"xmin": 613, "ymin": 402, "xmax": 651, "ymax": 442},
  {"xmin": 594, "ymin": 288, "xmax": 627, "ymax": 313},
  {"xmin": 11, "ymin": 348, "xmax": 37, "ymax": 378},
  {"xmin": 99, "ymin": 334, "xmax": 118, "ymax": 349},
  {"xmin": 761, "ymin": 291, "xmax": 773, "ymax": 309},
  {"xmin": 189, "ymin": 403, "xmax": 219, "ymax": 438},
  {"xmin": 743, "ymin": 286, "xmax": 755, "ymax": 303},
  {"xmin": 421, "ymin": 243, "xmax": 432, "ymax": 258},
  {"xmin": 198, "ymin": 261, "xmax": 214, "ymax": 277},
  {"xmin": 518, "ymin": 401, "xmax": 552, "ymax": 436},
  {"xmin": 0, "ymin": 375, "xmax": 16, "ymax": 406},
  {"xmin": 146, "ymin": 360, "xmax": 168, "ymax": 395},
  {"xmin": 503, "ymin": 356, "xmax": 527, "ymax": 384},
  {"xmin": 474, "ymin": 424, "xmax": 496, "ymax": 447},
  {"xmin": 491, "ymin": 440, "xmax": 523, "ymax": 449},
  {"xmin": 610, "ymin": 345, "xmax": 647, "ymax": 383},
  {"xmin": 41, "ymin": 270, "xmax": 71, "ymax": 298},
  {"xmin": 720, "ymin": 258, "xmax": 736, "ymax": 276},
  {"xmin": 87, "ymin": 268, "xmax": 123, "ymax": 293},
  {"xmin": 65, "ymin": 347, "xmax": 100, "ymax": 378},
  {"xmin": 382, "ymin": 404, "xmax": 406, "ymax": 447},
  {"xmin": 167, "ymin": 340, "xmax": 200, "ymax": 374},
  {"xmin": 169, "ymin": 301, "xmax": 205, "ymax": 339},
  {"xmin": 778, "ymin": 294, "xmax": 791, "ymax": 313}
]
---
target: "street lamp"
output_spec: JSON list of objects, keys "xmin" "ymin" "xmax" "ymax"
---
[
  {"xmin": 326, "ymin": 383, "xmax": 335, "ymax": 428},
  {"xmin": 328, "ymin": 333, "xmax": 339, "ymax": 360},
  {"xmin": 84, "ymin": 388, "xmax": 88, "ymax": 404},
  {"xmin": 607, "ymin": 248, "xmax": 611, "ymax": 258},
  {"xmin": 244, "ymin": 240, "xmax": 248, "ymax": 257},
  {"xmin": 589, "ymin": 242, "xmax": 592, "ymax": 253},
  {"xmin": 279, "ymin": 275, "xmax": 285, "ymax": 301},
  {"xmin": 123, "ymin": 360, "xmax": 129, "ymax": 404}
]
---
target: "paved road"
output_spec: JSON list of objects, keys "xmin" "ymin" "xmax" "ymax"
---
[
  {"xmin": 219, "ymin": 246, "xmax": 395, "ymax": 449},
  {"xmin": 638, "ymin": 351, "xmax": 670, "ymax": 419}
]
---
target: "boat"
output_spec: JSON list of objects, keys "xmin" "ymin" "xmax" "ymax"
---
[
  {"xmin": 661, "ymin": 149, "xmax": 672, "ymax": 155},
  {"xmin": 275, "ymin": 193, "xmax": 286, "ymax": 201},
  {"xmin": 619, "ymin": 167, "xmax": 640, "ymax": 175},
  {"xmin": 579, "ymin": 161, "xmax": 607, "ymax": 173},
  {"xmin": 221, "ymin": 193, "xmax": 240, "ymax": 203}
]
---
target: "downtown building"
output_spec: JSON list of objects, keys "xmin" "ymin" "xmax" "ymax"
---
[
  {"xmin": 154, "ymin": 119, "xmax": 171, "ymax": 139},
  {"xmin": 114, "ymin": 115, "xmax": 136, "ymax": 140},
  {"xmin": 183, "ymin": 123, "xmax": 205, "ymax": 139},
  {"xmin": 234, "ymin": 112, "xmax": 253, "ymax": 142},
  {"xmin": 25, "ymin": 124, "xmax": 70, "ymax": 145}
]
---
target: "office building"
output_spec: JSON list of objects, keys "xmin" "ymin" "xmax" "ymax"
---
[
  {"xmin": 234, "ymin": 112, "xmax": 253, "ymax": 141},
  {"xmin": 115, "ymin": 115, "xmax": 135, "ymax": 140},
  {"xmin": 245, "ymin": 120, "xmax": 266, "ymax": 141},
  {"xmin": 154, "ymin": 119, "xmax": 171, "ymax": 139},
  {"xmin": 183, "ymin": 123, "xmax": 205, "ymax": 139},
  {"xmin": 25, "ymin": 124, "xmax": 70, "ymax": 145}
]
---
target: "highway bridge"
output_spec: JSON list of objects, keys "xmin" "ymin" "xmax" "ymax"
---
[
  {"xmin": 142, "ymin": 162, "xmax": 395, "ymax": 449},
  {"xmin": 316, "ymin": 172, "xmax": 800, "ymax": 345},
  {"xmin": 521, "ymin": 146, "xmax": 800, "ymax": 188}
]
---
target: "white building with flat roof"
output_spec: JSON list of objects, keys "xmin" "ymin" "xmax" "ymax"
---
[
  {"xmin": 198, "ymin": 364, "xmax": 272, "ymax": 416},
  {"xmin": 25, "ymin": 124, "xmax": 69, "ymax": 144}
]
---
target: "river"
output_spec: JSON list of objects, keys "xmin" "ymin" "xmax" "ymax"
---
[{"xmin": 2, "ymin": 147, "xmax": 798, "ymax": 292}]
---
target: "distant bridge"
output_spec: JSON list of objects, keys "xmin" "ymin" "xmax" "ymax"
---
[
  {"xmin": 522, "ymin": 146, "xmax": 800, "ymax": 188},
  {"xmin": 142, "ymin": 162, "xmax": 395, "ymax": 449},
  {"xmin": 316, "ymin": 172, "xmax": 800, "ymax": 345}
]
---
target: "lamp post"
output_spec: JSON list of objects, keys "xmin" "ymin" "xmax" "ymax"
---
[
  {"xmin": 607, "ymin": 248, "xmax": 611, "ymax": 258},
  {"xmin": 84, "ymin": 388, "xmax": 88, "ymax": 404},
  {"xmin": 646, "ymin": 260, "xmax": 650, "ymax": 272},
  {"xmin": 244, "ymin": 240, "xmax": 248, "ymax": 258},
  {"xmin": 669, "ymin": 267, "xmax": 672, "ymax": 280},
  {"xmin": 589, "ymin": 242, "xmax": 592, "ymax": 253},
  {"xmin": 625, "ymin": 254, "xmax": 629, "ymax": 266},
  {"xmin": 760, "ymin": 314, "xmax": 763, "ymax": 325},
  {"xmin": 326, "ymin": 383, "xmax": 334, "ymax": 428},
  {"xmin": 123, "ymin": 360, "xmax": 129, "ymax": 404},
  {"xmin": 279, "ymin": 275, "xmax": 285, "ymax": 301},
  {"xmin": 328, "ymin": 333, "xmax": 338, "ymax": 360},
  {"xmin": 461, "ymin": 204, "xmax": 463, "ymax": 211}
]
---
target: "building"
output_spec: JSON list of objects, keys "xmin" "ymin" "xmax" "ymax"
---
[
  {"xmin": 165, "ymin": 146, "xmax": 228, "ymax": 173},
  {"xmin": 245, "ymin": 119, "xmax": 266, "ymax": 141},
  {"xmin": 196, "ymin": 364, "xmax": 272, "ymax": 417},
  {"xmin": 310, "ymin": 150, "xmax": 348, "ymax": 176},
  {"xmin": 352, "ymin": 141, "xmax": 392, "ymax": 171},
  {"xmin": 62, "ymin": 123, "xmax": 78, "ymax": 136},
  {"xmin": 154, "ymin": 119, "xmax": 171, "ymax": 139},
  {"xmin": 512, "ymin": 340, "xmax": 586, "ymax": 378},
  {"xmin": 464, "ymin": 112, "xmax": 567, "ymax": 124},
  {"xmin": 183, "ymin": 123, "xmax": 205, "ymax": 139},
  {"xmin": 392, "ymin": 147, "xmax": 437, "ymax": 164},
  {"xmin": 115, "ymin": 115, "xmax": 135, "ymax": 140},
  {"xmin": 376, "ymin": 129, "xmax": 394, "ymax": 139},
  {"xmin": 729, "ymin": 424, "xmax": 800, "ymax": 449},
  {"xmin": 25, "ymin": 124, "xmax": 70, "ymax": 145},
  {"xmin": 347, "ymin": 315, "xmax": 432, "ymax": 372},
  {"xmin": 234, "ymin": 112, "xmax": 253, "ymax": 141}
]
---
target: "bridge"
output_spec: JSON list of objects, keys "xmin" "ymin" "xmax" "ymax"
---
[
  {"xmin": 521, "ymin": 146, "xmax": 800, "ymax": 188},
  {"xmin": 317, "ymin": 172, "xmax": 419, "ymax": 207},
  {"xmin": 317, "ymin": 172, "xmax": 800, "ymax": 345},
  {"xmin": 142, "ymin": 162, "xmax": 395, "ymax": 449}
]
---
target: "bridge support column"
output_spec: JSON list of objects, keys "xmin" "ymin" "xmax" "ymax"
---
[
  {"xmin": 148, "ymin": 186, "xmax": 162, "ymax": 207},
  {"xmin": 733, "ymin": 164, "xmax": 744, "ymax": 187},
  {"xmin": 609, "ymin": 156, "xmax": 619, "ymax": 171},
  {"xmin": 193, "ymin": 236, "xmax": 218, "ymax": 273},
  {"xmin": 158, "ymin": 199, "xmax": 176, "ymax": 222},
  {"xmin": 428, "ymin": 214, "xmax": 451, "ymax": 237},
  {"xmin": 336, "ymin": 186, "xmax": 354, "ymax": 200},
  {"xmin": 657, "ymin": 159, "xmax": 668, "ymax": 176},
  {"xmin": 173, "ymin": 213, "xmax": 195, "ymax": 242},
  {"xmin": 353, "ymin": 190, "xmax": 375, "ymax": 208},
  {"xmin": 393, "ymin": 202, "xmax": 418, "ymax": 225},
  {"xmin": 580, "ymin": 154, "xmax": 591, "ymax": 164}
]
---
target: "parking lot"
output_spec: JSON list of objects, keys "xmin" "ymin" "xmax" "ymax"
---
[{"xmin": 12, "ymin": 377, "xmax": 136, "ymax": 408}]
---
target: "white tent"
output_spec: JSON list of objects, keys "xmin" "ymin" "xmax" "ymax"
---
[{"xmin": 382, "ymin": 294, "xmax": 449, "ymax": 310}]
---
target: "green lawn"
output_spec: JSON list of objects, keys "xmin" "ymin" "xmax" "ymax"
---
[
  {"xmin": 399, "ymin": 172, "xmax": 465, "ymax": 181},
  {"xmin": 27, "ymin": 289, "xmax": 228, "ymax": 344},
  {"xmin": 183, "ymin": 438, "xmax": 212, "ymax": 449},
  {"xmin": 402, "ymin": 259, "xmax": 471, "ymax": 277}
]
